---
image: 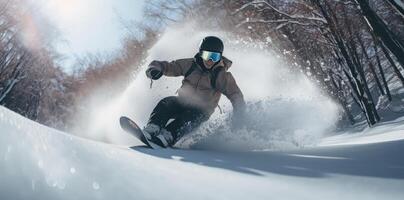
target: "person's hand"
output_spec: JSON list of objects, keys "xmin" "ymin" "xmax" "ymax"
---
[{"xmin": 146, "ymin": 64, "xmax": 163, "ymax": 80}]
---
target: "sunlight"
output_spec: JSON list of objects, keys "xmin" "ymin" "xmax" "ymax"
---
[{"xmin": 45, "ymin": 0, "xmax": 87, "ymax": 23}]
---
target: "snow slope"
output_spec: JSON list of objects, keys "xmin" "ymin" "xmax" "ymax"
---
[{"xmin": 1, "ymin": 106, "xmax": 404, "ymax": 200}]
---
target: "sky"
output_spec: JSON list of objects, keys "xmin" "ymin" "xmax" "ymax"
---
[{"xmin": 37, "ymin": 0, "xmax": 145, "ymax": 72}]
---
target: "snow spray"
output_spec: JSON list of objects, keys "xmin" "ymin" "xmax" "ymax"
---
[{"xmin": 74, "ymin": 23, "xmax": 340, "ymax": 150}]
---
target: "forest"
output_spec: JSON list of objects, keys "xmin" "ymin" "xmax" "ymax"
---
[{"xmin": 1, "ymin": 0, "xmax": 404, "ymax": 133}]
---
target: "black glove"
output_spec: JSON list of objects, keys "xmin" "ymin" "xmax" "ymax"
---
[
  {"xmin": 146, "ymin": 66, "xmax": 163, "ymax": 80},
  {"xmin": 146, "ymin": 68, "xmax": 162, "ymax": 80}
]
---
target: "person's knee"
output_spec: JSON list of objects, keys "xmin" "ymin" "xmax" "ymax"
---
[
  {"xmin": 157, "ymin": 96, "xmax": 178, "ymax": 108},
  {"xmin": 160, "ymin": 96, "xmax": 177, "ymax": 104}
]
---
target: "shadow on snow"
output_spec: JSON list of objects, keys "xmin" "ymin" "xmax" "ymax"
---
[{"xmin": 132, "ymin": 139, "xmax": 404, "ymax": 179}]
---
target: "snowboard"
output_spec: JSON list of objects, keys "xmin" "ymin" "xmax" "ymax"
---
[{"xmin": 119, "ymin": 116, "xmax": 160, "ymax": 149}]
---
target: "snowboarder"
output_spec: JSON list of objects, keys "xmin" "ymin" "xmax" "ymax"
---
[{"xmin": 144, "ymin": 36, "xmax": 246, "ymax": 147}]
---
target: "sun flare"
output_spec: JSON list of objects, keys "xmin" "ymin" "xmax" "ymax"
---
[{"xmin": 45, "ymin": 0, "xmax": 86, "ymax": 23}]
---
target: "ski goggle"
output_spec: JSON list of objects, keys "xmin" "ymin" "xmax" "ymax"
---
[{"xmin": 200, "ymin": 50, "xmax": 221, "ymax": 62}]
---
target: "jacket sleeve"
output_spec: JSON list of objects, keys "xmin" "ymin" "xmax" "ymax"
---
[
  {"xmin": 149, "ymin": 59, "xmax": 191, "ymax": 77},
  {"xmin": 216, "ymin": 71, "xmax": 246, "ymax": 114}
]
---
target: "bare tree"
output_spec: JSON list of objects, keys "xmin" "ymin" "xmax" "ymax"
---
[{"xmin": 355, "ymin": 0, "xmax": 404, "ymax": 69}]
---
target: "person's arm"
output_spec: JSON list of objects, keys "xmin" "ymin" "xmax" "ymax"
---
[
  {"xmin": 216, "ymin": 71, "xmax": 246, "ymax": 118},
  {"xmin": 146, "ymin": 59, "xmax": 191, "ymax": 79}
]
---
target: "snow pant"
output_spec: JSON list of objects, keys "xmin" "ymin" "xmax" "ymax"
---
[{"xmin": 147, "ymin": 96, "xmax": 209, "ymax": 143}]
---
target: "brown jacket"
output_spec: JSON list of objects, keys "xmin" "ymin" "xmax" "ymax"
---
[{"xmin": 149, "ymin": 56, "xmax": 245, "ymax": 116}]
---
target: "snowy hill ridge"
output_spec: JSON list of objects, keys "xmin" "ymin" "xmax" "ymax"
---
[{"xmin": 1, "ymin": 106, "xmax": 404, "ymax": 200}]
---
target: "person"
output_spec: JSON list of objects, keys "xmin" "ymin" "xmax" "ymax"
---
[{"xmin": 144, "ymin": 36, "xmax": 246, "ymax": 147}]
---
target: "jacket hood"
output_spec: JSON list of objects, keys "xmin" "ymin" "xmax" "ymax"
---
[{"xmin": 219, "ymin": 56, "xmax": 232, "ymax": 71}]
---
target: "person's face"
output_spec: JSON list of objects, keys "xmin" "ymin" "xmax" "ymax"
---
[
  {"xmin": 203, "ymin": 59, "xmax": 215, "ymax": 69},
  {"xmin": 200, "ymin": 50, "xmax": 221, "ymax": 69}
]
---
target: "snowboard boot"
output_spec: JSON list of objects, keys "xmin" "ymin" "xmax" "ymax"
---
[
  {"xmin": 154, "ymin": 129, "xmax": 174, "ymax": 148},
  {"xmin": 142, "ymin": 123, "xmax": 161, "ymax": 141}
]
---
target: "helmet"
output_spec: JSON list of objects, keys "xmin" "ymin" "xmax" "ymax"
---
[{"xmin": 199, "ymin": 36, "xmax": 224, "ymax": 53}]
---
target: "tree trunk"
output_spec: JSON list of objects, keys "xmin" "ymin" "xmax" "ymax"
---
[
  {"xmin": 386, "ymin": 0, "xmax": 404, "ymax": 18},
  {"xmin": 373, "ymin": 44, "xmax": 392, "ymax": 101},
  {"xmin": 314, "ymin": 0, "xmax": 379, "ymax": 125},
  {"xmin": 379, "ymin": 38, "xmax": 404, "ymax": 87},
  {"xmin": 0, "ymin": 58, "xmax": 25, "ymax": 103},
  {"xmin": 356, "ymin": 34, "xmax": 385, "ymax": 96},
  {"xmin": 356, "ymin": 0, "xmax": 404, "ymax": 69},
  {"xmin": 346, "ymin": 37, "xmax": 380, "ymax": 123}
]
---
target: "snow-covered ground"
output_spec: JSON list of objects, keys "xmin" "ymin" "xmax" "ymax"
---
[{"xmin": 1, "ymin": 106, "xmax": 404, "ymax": 200}]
